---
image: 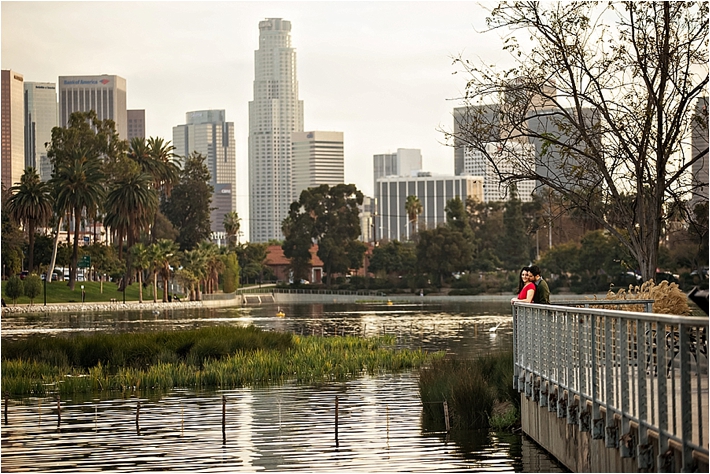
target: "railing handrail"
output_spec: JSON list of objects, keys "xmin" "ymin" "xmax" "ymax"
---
[{"xmin": 520, "ymin": 301, "xmax": 708, "ymax": 326}]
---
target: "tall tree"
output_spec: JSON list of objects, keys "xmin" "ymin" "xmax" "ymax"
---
[
  {"xmin": 6, "ymin": 168, "xmax": 53, "ymax": 272},
  {"xmin": 161, "ymin": 152, "xmax": 213, "ymax": 251},
  {"xmin": 130, "ymin": 243, "xmax": 150, "ymax": 303},
  {"xmin": 223, "ymin": 211, "xmax": 241, "ymax": 248},
  {"xmin": 448, "ymin": 1, "xmax": 709, "ymax": 280},
  {"xmin": 282, "ymin": 184, "xmax": 364, "ymax": 287},
  {"xmin": 153, "ymin": 239, "xmax": 180, "ymax": 302},
  {"xmin": 404, "ymin": 195, "xmax": 423, "ymax": 240},
  {"xmin": 50, "ymin": 149, "xmax": 105, "ymax": 290},
  {"xmin": 416, "ymin": 225, "xmax": 474, "ymax": 286}
]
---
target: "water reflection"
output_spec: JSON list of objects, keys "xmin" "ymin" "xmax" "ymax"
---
[{"xmin": 1, "ymin": 303, "xmax": 567, "ymax": 472}]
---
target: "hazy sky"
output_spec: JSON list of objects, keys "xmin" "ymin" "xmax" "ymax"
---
[{"xmin": 2, "ymin": 1, "xmax": 512, "ymax": 236}]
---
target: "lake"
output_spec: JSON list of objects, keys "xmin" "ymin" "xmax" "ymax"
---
[{"xmin": 1, "ymin": 301, "xmax": 567, "ymax": 472}]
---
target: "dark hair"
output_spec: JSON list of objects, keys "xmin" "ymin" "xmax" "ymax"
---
[
  {"xmin": 518, "ymin": 266, "xmax": 531, "ymax": 292},
  {"xmin": 529, "ymin": 265, "xmax": 541, "ymax": 277}
]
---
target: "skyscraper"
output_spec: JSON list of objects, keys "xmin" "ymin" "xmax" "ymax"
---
[
  {"xmin": 463, "ymin": 142, "xmax": 536, "ymax": 202},
  {"xmin": 127, "ymin": 109, "xmax": 145, "ymax": 141},
  {"xmin": 691, "ymin": 97, "xmax": 708, "ymax": 205},
  {"xmin": 1, "ymin": 70, "xmax": 25, "ymax": 189},
  {"xmin": 173, "ymin": 109, "xmax": 236, "ymax": 233},
  {"xmin": 292, "ymin": 131, "xmax": 344, "ymax": 198},
  {"xmin": 249, "ymin": 18, "xmax": 304, "ymax": 242},
  {"xmin": 58, "ymin": 75, "xmax": 127, "ymax": 139},
  {"xmin": 373, "ymin": 148, "xmax": 422, "ymax": 194},
  {"xmin": 24, "ymin": 82, "xmax": 57, "ymax": 182}
]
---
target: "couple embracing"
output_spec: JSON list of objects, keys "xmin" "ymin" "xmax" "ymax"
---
[{"xmin": 511, "ymin": 265, "xmax": 550, "ymax": 305}]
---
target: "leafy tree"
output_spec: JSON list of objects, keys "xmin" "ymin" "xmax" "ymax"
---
[
  {"xmin": 152, "ymin": 210, "xmax": 179, "ymax": 241},
  {"xmin": 180, "ymin": 248, "xmax": 207, "ymax": 300},
  {"xmin": 449, "ymin": 1, "xmax": 709, "ymax": 280},
  {"xmin": 1, "ymin": 184, "xmax": 26, "ymax": 276},
  {"xmin": 45, "ymin": 110, "xmax": 126, "ymax": 284},
  {"xmin": 161, "ymin": 152, "xmax": 213, "ymax": 251},
  {"xmin": 50, "ymin": 149, "xmax": 105, "ymax": 290},
  {"xmin": 6, "ymin": 168, "xmax": 53, "ymax": 272},
  {"xmin": 466, "ymin": 198, "xmax": 504, "ymax": 271},
  {"xmin": 4, "ymin": 276, "xmax": 24, "ymax": 305},
  {"xmin": 222, "ymin": 252, "xmax": 240, "ymax": 293},
  {"xmin": 197, "ymin": 241, "xmax": 222, "ymax": 294},
  {"xmin": 416, "ymin": 225, "xmax": 474, "ymax": 286},
  {"xmin": 153, "ymin": 239, "xmax": 181, "ymax": 302},
  {"xmin": 23, "ymin": 274, "xmax": 42, "ymax": 305},
  {"xmin": 497, "ymin": 188, "xmax": 530, "ymax": 270},
  {"xmin": 538, "ymin": 242, "xmax": 581, "ymax": 276},
  {"xmin": 236, "ymin": 242, "xmax": 268, "ymax": 285},
  {"xmin": 282, "ymin": 184, "xmax": 364, "ymax": 286},
  {"xmin": 368, "ymin": 240, "xmax": 417, "ymax": 276},
  {"xmin": 405, "ymin": 195, "xmax": 423, "ymax": 240}
]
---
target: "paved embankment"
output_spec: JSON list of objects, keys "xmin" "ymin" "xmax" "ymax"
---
[{"xmin": 0, "ymin": 298, "xmax": 235, "ymax": 314}]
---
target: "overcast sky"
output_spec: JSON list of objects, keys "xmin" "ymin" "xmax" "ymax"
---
[{"xmin": 2, "ymin": 1, "xmax": 513, "ymax": 237}]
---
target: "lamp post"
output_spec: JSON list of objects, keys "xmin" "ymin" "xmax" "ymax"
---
[{"xmin": 43, "ymin": 276, "xmax": 47, "ymax": 306}]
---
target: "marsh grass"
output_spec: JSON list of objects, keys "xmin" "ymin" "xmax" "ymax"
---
[
  {"xmin": 1, "ymin": 326, "xmax": 441, "ymax": 396},
  {"xmin": 418, "ymin": 352, "xmax": 517, "ymax": 431}
]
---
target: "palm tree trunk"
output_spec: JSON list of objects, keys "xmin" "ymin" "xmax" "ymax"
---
[
  {"xmin": 69, "ymin": 210, "xmax": 81, "ymax": 291},
  {"xmin": 137, "ymin": 269, "xmax": 143, "ymax": 303},
  {"xmin": 152, "ymin": 271, "xmax": 158, "ymax": 303},
  {"xmin": 162, "ymin": 267, "xmax": 169, "ymax": 303},
  {"xmin": 46, "ymin": 216, "xmax": 63, "ymax": 283},
  {"xmin": 28, "ymin": 220, "xmax": 36, "ymax": 272}
]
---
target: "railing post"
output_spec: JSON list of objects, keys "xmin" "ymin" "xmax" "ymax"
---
[
  {"xmin": 656, "ymin": 324, "xmax": 671, "ymax": 472},
  {"xmin": 619, "ymin": 319, "xmax": 633, "ymax": 458},
  {"xmin": 636, "ymin": 320, "xmax": 652, "ymax": 470},
  {"xmin": 591, "ymin": 315, "xmax": 603, "ymax": 439},
  {"xmin": 512, "ymin": 304, "xmax": 518, "ymax": 391},
  {"xmin": 679, "ymin": 325, "xmax": 694, "ymax": 472}
]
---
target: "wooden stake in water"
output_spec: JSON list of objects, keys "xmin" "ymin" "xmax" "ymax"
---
[
  {"xmin": 443, "ymin": 400, "xmax": 450, "ymax": 432},
  {"xmin": 56, "ymin": 395, "xmax": 61, "ymax": 427},
  {"xmin": 136, "ymin": 400, "xmax": 141, "ymax": 433},
  {"xmin": 335, "ymin": 396, "xmax": 339, "ymax": 447},
  {"xmin": 4, "ymin": 393, "xmax": 8, "ymax": 424},
  {"xmin": 222, "ymin": 396, "xmax": 227, "ymax": 445}
]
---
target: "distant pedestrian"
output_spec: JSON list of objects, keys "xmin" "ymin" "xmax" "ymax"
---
[{"xmin": 529, "ymin": 265, "xmax": 550, "ymax": 304}]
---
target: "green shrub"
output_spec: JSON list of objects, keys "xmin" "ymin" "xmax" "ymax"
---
[
  {"xmin": 4, "ymin": 276, "xmax": 23, "ymax": 304},
  {"xmin": 23, "ymin": 274, "xmax": 43, "ymax": 304}
]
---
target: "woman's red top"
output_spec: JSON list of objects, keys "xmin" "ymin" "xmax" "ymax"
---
[{"xmin": 518, "ymin": 282, "xmax": 536, "ymax": 300}]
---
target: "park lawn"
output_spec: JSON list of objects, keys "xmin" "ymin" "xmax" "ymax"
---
[{"xmin": 0, "ymin": 279, "xmax": 162, "ymax": 305}]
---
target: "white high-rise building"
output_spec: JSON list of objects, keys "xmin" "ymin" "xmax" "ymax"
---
[
  {"xmin": 58, "ymin": 74, "xmax": 127, "ymax": 139},
  {"xmin": 373, "ymin": 148, "xmax": 422, "ymax": 193},
  {"xmin": 173, "ymin": 110, "xmax": 236, "ymax": 233},
  {"xmin": 292, "ymin": 131, "xmax": 344, "ymax": 198},
  {"xmin": 375, "ymin": 174, "xmax": 483, "ymax": 241},
  {"xmin": 464, "ymin": 142, "xmax": 536, "ymax": 202},
  {"xmin": 1, "ymin": 70, "xmax": 25, "ymax": 189},
  {"xmin": 24, "ymin": 82, "xmax": 57, "ymax": 182},
  {"xmin": 249, "ymin": 18, "xmax": 304, "ymax": 242}
]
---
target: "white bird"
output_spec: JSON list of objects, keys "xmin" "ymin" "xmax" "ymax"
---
[{"xmin": 489, "ymin": 321, "xmax": 503, "ymax": 332}]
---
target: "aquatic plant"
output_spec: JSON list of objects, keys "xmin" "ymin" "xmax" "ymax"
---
[{"xmin": 1, "ymin": 327, "xmax": 442, "ymax": 396}]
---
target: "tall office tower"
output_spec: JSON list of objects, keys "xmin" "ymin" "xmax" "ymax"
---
[
  {"xmin": 58, "ymin": 75, "xmax": 127, "ymax": 139},
  {"xmin": 1, "ymin": 70, "xmax": 25, "ymax": 190},
  {"xmin": 376, "ymin": 174, "xmax": 483, "ymax": 241},
  {"xmin": 249, "ymin": 18, "xmax": 304, "ymax": 242},
  {"xmin": 24, "ymin": 82, "xmax": 57, "ymax": 182},
  {"xmin": 292, "ymin": 131, "xmax": 344, "ymax": 197},
  {"xmin": 173, "ymin": 110, "xmax": 236, "ymax": 233},
  {"xmin": 691, "ymin": 97, "xmax": 709, "ymax": 205},
  {"xmin": 463, "ymin": 142, "xmax": 536, "ymax": 202},
  {"xmin": 127, "ymin": 109, "xmax": 145, "ymax": 141},
  {"xmin": 373, "ymin": 148, "xmax": 422, "ymax": 194}
]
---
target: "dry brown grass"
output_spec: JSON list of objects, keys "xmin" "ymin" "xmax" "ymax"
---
[{"xmin": 594, "ymin": 280, "xmax": 690, "ymax": 315}]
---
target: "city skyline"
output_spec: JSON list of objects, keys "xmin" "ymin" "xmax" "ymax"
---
[{"xmin": 1, "ymin": 1, "xmax": 507, "ymax": 239}]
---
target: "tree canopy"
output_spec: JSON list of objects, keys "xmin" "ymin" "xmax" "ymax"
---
[{"xmin": 448, "ymin": 1, "xmax": 709, "ymax": 280}]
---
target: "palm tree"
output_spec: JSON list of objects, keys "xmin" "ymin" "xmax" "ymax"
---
[
  {"xmin": 223, "ymin": 211, "xmax": 241, "ymax": 248},
  {"xmin": 7, "ymin": 168, "xmax": 53, "ymax": 272},
  {"xmin": 181, "ymin": 248, "xmax": 207, "ymax": 300},
  {"xmin": 51, "ymin": 149, "xmax": 105, "ymax": 290},
  {"xmin": 405, "ymin": 195, "xmax": 424, "ymax": 240},
  {"xmin": 197, "ymin": 241, "xmax": 223, "ymax": 294},
  {"xmin": 146, "ymin": 136, "xmax": 180, "ymax": 197},
  {"xmin": 104, "ymin": 169, "xmax": 158, "ymax": 263},
  {"xmin": 130, "ymin": 243, "xmax": 150, "ymax": 303},
  {"xmin": 153, "ymin": 239, "xmax": 180, "ymax": 302}
]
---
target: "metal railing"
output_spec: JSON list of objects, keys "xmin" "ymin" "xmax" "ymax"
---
[
  {"xmin": 513, "ymin": 301, "xmax": 708, "ymax": 471},
  {"xmin": 236, "ymin": 287, "xmax": 388, "ymax": 297}
]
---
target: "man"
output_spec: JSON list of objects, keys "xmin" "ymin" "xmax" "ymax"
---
[{"xmin": 529, "ymin": 265, "xmax": 550, "ymax": 304}]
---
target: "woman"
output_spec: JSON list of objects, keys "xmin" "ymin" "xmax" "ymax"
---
[{"xmin": 511, "ymin": 266, "xmax": 536, "ymax": 304}]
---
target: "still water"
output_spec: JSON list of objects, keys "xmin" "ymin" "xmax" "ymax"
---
[{"xmin": 1, "ymin": 302, "xmax": 567, "ymax": 472}]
